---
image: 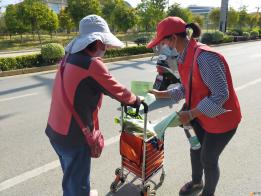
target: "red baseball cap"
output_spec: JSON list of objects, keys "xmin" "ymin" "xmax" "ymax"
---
[{"xmin": 147, "ymin": 17, "xmax": 186, "ymax": 48}]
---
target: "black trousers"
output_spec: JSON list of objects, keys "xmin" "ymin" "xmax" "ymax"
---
[{"xmin": 190, "ymin": 121, "xmax": 237, "ymax": 196}]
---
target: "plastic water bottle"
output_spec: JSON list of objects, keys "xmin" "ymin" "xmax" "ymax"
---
[{"xmin": 183, "ymin": 125, "xmax": 201, "ymax": 150}]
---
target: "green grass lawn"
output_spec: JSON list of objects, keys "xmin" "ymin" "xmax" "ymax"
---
[
  {"xmin": 0, "ymin": 33, "xmax": 77, "ymax": 51},
  {"xmin": 0, "ymin": 32, "xmax": 156, "ymax": 51}
]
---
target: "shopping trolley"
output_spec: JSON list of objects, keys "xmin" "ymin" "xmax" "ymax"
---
[{"xmin": 110, "ymin": 102, "xmax": 165, "ymax": 196}]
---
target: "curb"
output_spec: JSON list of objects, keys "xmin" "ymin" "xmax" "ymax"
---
[
  {"xmin": 0, "ymin": 53, "xmax": 154, "ymax": 77},
  {"xmin": 209, "ymin": 39, "xmax": 261, "ymax": 47},
  {"xmin": 0, "ymin": 39, "xmax": 260, "ymax": 77}
]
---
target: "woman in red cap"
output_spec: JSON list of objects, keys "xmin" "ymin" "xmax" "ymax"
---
[{"xmin": 148, "ymin": 17, "xmax": 241, "ymax": 196}]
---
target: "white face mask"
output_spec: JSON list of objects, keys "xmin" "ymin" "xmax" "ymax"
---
[{"xmin": 161, "ymin": 44, "xmax": 179, "ymax": 57}]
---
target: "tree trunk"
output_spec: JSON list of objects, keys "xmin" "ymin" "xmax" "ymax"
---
[
  {"xmin": 37, "ymin": 29, "xmax": 42, "ymax": 46},
  {"xmin": 20, "ymin": 34, "xmax": 23, "ymax": 43}
]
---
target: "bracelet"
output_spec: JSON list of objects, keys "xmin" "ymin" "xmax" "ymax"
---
[{"xmin": 188, "ymin": 110, "xmax": 194, "ymax": 121}]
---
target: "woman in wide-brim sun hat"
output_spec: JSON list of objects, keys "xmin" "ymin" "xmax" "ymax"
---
[{"xmin": 45, "ymin": 15, "xmax": 141, "ymax": 196}]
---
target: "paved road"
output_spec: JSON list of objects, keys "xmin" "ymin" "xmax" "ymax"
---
[{"xmin": 0, "ymin": 41, "xmax": 261, "ymax": 196}]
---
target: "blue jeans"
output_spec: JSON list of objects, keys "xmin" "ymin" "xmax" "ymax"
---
[{"xmin": 50, "ymin": 141, "xmax": 91, "ymax": 196}]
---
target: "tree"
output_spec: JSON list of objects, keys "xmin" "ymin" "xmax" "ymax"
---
[
  {"xmin": 101, "ymin": 0, "xmax": 116, "ymax": 31},
  {"xmin": 137, "ymin": 0, "xmax": 166, "ymax": 32},
  {"xmin": 4, "ymin": 5, "xmax": 17, "ymax": 38},
  {"xmin": 42, "ymin": 10, "xmax": 59, "ymax": 39},
  {"xmin": 258, "ymin": 13, "xmax": 261, "ymax": 29},
  {"xmin": 209, "ymin": 8, "xmax": 220, "ymax": 30},
  {"xmin": 67, "ymin": 0, "xmax": 102, "ymax": 29},
  {"xmin": 58, "ymin": 8, "xmax": 74, "ymax": 34},
  {"xmin": 227, "ymin": 7, "xmax": 238, "ymax": 29},
  {"xmin": 167, "ymin": 3, "xmax": 193, "ymax": 23},
  {"xmin": 0, "ymin": 16, "xmax": 7, "ymax": 36},
  {"xmin": 192, "ymin": 14, "xmax": 204, "ymax": 28},
  {"xmin": 5, "ymin": 4, "xmax": 27, "ymax": 40},
  {"xmin": 22, "ymin": 0, "xmax": 52, "ymax": 44},
  {"xmin": 248, "ymin": 13, "xmax": 259, "ymax": 29},
  {"xmin": 152, "ymin": 0, "xmax": 166, "ymax": 11},
  {"xmin": 113, "ymin": 3, "xmax": 138, "ymax": 33},
  {"xmin": 238, "ymin": 6, "xmax": 249, "ymax": 29}
]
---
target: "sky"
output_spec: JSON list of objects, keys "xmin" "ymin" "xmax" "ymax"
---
[
  {"xmin": 126, "ymin": 0, "xmax": 260, "ymax": 13},
  {"xmin": 0, "ymin": 0, "xmax": 260, "ymax": 13}
]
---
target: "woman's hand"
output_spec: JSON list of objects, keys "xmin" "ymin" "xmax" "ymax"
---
[
  {"xmin": 178, "ymin": 111, "xmax": 192, "ymax": 125},
  {"xmin": 148, "ymin": 89, "xmax": 171, "ymax": 98},
  {"xmin": 178, "ymin": 108, "xmax": 203, "ymax": 124}
]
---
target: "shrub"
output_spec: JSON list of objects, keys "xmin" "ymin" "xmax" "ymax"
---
[
  {"xmin": 223, "ymin": 35, "xmax": 234, "ymax": 43},
  {"xmin": 242, "ymin": 32, "xmax": 250, "ymax": 40},
  {"xmin": 231, "ymin": 29, "xmax": 243, "ymax": 36},
  {"xmin": 0, "ymin": 58, "xmax": 17, "ymax": 71},
  {"xmin": 105, "ymin": 46, "xmax": 153, "ymax": 58},
  {"xmin": 201, "ymin": 31, "xmax": 224, "ymax": 44},
  {"xmin": 200, "ymin": 33, "xmax": 213, "ymax": 44},
  {"xmin": 226, "ymin": 31, "xmax": 239, "ymax": 36},
  {"xmin": 212, "ymin": 31, "xmax": 224, "ymax": 44},
  {"xmin": 0, "ymin": 54, "xmax": 44, "ymax": 71},
  {"xmin": 41, "ymin": 43, "xmax": 64, "ymax": 63},
  {"xmin": 233, "ymin": 36, "xmax": 247, "ymax": 42},
  {"xmin": 134, "ymin": 37, "xmax": 150, "ymax": 46},
  {"xmin": 250, "ymin": 30, "xmax": 259, "ymax": 39}
]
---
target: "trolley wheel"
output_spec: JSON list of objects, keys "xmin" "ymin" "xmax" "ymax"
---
[
  {"xmin": 110, "ymin": 182, "xmax": 118, "ymax": 192},
  {"xmin": 115, "ymin": 168, "xmax": 122, "ymax": 175},
  {"xmin": 140, "ymin": 185, "xmax": 151, "ymax": 196},
  {"xmin": 120, "ymin": 174, "xmax": 127, "ymax": 183},
  {"xmin": 150, "ymin": 189, "xmax": 156, "ymax": 196}
]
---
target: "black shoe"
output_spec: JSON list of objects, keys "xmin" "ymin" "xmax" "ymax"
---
[
  {"xmin": 179, "ymin": 181, "xmax": 203, "ymax": 195},
  {"xmin": 198, "ymin": 190, "xmax": 215, "ymax": 196}
]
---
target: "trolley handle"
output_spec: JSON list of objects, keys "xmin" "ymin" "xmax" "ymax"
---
[{"xmin": 122, "ymin": 101, "xmax": 149, "ymax": 117}]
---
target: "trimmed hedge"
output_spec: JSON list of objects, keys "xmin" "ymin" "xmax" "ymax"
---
[
  {"xmin": 0, "ymin": 46, "xmax": 153, "ymax": 71},
  {"xmin": 105, "ymin": 46, "xmax": 153, "ymax": 58},
  {"xmin": 201, "ymin": 31, "xmax": 224, "ymax": 44},
  {"xmin": 242, "ymin": 32, "xmax": 250, "ymax": 40},
  {"xmin": 233, "ymin": 36, "xmax": 248, "ymax": 42},
  {"xmin": 250, "ymin": 30, "xmax": 259, "ymax": 39},
  {"xmin": 212, "ymin": 31, "xmax": 224, "ymax": 43},
  {"xmin": 223, "ymin": 35, "xmax": 234, "ymax": 43},
  {"xmin": 0, "ymin": 54, "xmax": 44, "ymax": 71}
]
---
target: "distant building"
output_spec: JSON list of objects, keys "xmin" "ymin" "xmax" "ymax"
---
[
  {"xmin": 187, "ymin": 5, "xmax": 214, "ymax": 15},
  {"xmin": 42, "ymin": 0, "xmax": 67, "ymax": 13}
]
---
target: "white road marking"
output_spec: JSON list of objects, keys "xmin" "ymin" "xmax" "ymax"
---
[
  {"xmin": 235, "ymin": 78, "xmax": 261, "ymax": 92},
  {"xmin": 0, "ymin": 160, "xmax": 59, "ymax": 191},
  {"xmin": 0, "ymin": 93, "xmax": 38, "ymax": 103},
  {"xmin": 1, "ymin": 77, "xmax": 261, "ymax": 192},
  {"xmin": 0, "ymin": 135, "xmax": 120, "ymax": 192}
]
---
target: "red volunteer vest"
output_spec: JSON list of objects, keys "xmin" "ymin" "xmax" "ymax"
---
[{"xmin": 178, "ymin": 39, "xmax": 241, "ymax": 133}]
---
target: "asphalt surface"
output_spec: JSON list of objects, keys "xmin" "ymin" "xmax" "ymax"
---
[{"xmin": 0, "ymin": 41, "xmax": 261, "ymax": 196}]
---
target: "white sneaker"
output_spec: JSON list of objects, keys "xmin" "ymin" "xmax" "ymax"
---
[{"xmin": 90, "ymin": 189, "xmax": 98, "ymax": 196}]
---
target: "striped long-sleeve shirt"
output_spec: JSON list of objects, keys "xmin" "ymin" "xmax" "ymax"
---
[{"xmin": 167, "ymin": 40, "xmax": 229, "ymax": 118}]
